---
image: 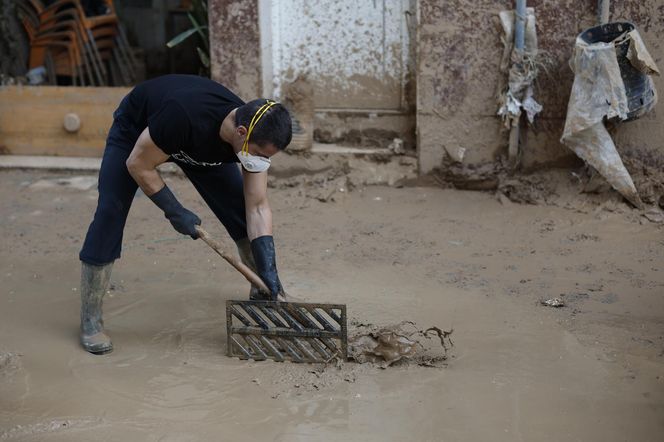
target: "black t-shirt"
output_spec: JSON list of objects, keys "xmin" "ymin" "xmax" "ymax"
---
[{"xmin": 115, "ymin": 74, "xmax": 244, "ymax": 166}]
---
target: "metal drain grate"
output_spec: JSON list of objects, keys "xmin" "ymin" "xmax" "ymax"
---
[{"xmin": 226, "ymin": 300, "xmax": 347, "ymax": 363}]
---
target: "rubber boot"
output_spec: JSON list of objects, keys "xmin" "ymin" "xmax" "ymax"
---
[
  {"xmin": 236, "ymin": 237, "xmax": 266, "ymax": 301},
  {"xmin": 80, "ymin": 261, "xmax": 114, "ymax": 355}
]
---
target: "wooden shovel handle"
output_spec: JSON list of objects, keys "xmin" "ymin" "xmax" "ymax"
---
[{"xmin": 195, "ymin": 226, "xmax": 270, "ymax": 294}]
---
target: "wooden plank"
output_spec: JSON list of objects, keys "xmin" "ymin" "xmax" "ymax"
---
[{"xmin": 0, "ymin": 86, "xmax": 131, "ymax": 157}]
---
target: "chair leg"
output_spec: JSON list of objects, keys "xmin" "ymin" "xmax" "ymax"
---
[
  {"xmin": 44, "ymin": 49, "xmax": 57, "ymax": 85},
  {"xmin": 111, "ymin": 47, "xmax": 130, "ymax": 86},
  {"xmin": 86, "ymin": 28, "xmax": 108, "ymax": 85},
  {"xmin": 117, "ymin": 23, "xmax": 138, "ymax": 80},
  {"xmin": 83, "ymin": 38, "xmax": 104, "ymax": 86},
  {"xmin": 80, "ymin": 44, "xmax": 95, "ymax": 85},
  {"xmin": 113, "ymin": 36, "xmax": 133, "ymax": 83}
]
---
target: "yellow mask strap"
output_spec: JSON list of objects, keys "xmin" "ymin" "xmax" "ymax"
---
[{"xmin": 241, "ymin": 100, "xmax": 277, "ymax": 155}]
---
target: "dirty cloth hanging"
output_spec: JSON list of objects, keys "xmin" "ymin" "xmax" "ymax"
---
[{"xmin": 496, "ymin": 7, "xmax": 542, "ymax": 127}]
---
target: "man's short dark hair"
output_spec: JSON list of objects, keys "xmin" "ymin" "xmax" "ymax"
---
[{"xmin": 235, "ymin": 99, "xmax": 292, "ymax": 150}]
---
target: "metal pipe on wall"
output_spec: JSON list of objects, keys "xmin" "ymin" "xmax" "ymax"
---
[
  {"xmin": 508, "ymin": 0, "xmax": 527, "ymax": 168},
  {"xmin": 515, "ymin": 0, "xmax": 526, "ymax": 50},
  {"xmin": 598, "ymin": 0, "xmax": 610, "ymax": 25}
]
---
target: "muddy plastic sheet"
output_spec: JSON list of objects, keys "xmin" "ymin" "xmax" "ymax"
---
[
  {"xmin": 627, "ymin": 30, "xmax": 660, "ymax": 76},
  {"xmin": 561, "ymin": 30, "xmax": 659, "ymax": 209},
  {"xmin": 497, "ymin": 8, "xmax": 542, "ymax": 126}
]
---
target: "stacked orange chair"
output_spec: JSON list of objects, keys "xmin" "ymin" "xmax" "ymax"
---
[{"xmin": 17, "ymin": 0, "xmax": 136, "ymax": 86}]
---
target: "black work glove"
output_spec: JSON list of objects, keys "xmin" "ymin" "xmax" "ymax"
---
[
  {"xmin": 250, "ymin": 235, "xmax": 283, "ymax": 301},
  {"xmin": 149, "ymin": 185, "xmax": 201, "ymax": 239}
]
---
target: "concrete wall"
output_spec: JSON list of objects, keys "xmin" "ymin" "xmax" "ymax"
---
[
  {"xmin": 417, "ymin": 0, "xmax": 664, "ymax": 173},
  {"xmin": 209, "ymin": 0, "xmax": 416, "ymax": 151},
  {"xmin": 208, "ymin": 0, "xmax": 664, "ymax": 172},
  {"xmin": 209, "ymin": 0, "xmax": 262, "ymax": 101}
]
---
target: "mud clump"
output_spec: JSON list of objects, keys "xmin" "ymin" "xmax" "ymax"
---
[
  {"xmin": 622, "ymin": 150, "xmax": 664, "ymax": 206},
  {"xmin": 498, "ymin": 173, "xmax": 558, "ymax": 205},
  {"xmin": 268, "ymin": 322, "xmax": 454, "ymax": 398},
  {"xmin": 438, "ymin": 160, "xmax": 503, "ymax": 191},
  {"xmin": 0, "ymin": 351, "xmax": 22, "ymax": 378},
  {"xmin": 348, "ymin": 321, "xmax": 453, "ymax": 368},
  {"xmin": 433, "ymin": 158, "xmax": 560, "ymax": 205}
]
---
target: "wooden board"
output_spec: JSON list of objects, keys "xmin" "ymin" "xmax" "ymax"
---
[{"xmin": 0, "ymin": 86, "xmax": 131, "ymax": 157}]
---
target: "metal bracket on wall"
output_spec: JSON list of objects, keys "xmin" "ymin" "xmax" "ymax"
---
[{"xmin": 226, "ymin": 300, "xmax": 348, "ymax": 363}]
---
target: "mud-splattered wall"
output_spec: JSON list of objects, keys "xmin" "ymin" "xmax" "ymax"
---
[
  {"xmin": 208, "ymin": 0, "xmax": 262, "ymax": 100},
  {"xmin": 417, "ymin": 0, "xmax": 664, "ymax": 173},
  {"xmin": 261, "ymin": 0, "xmax": 411, "ymax": 110},
  {"xmin": 209, "ymin": 1, "xmax": 664, "ymax": 173},
  {"xmin": 209, "ymin": 0, "xmax": 417, "ymax": 150}
]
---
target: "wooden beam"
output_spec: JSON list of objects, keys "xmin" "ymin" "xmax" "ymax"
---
[{"xmin": 0, "ymin": 86, "xmax": 131, "ymax": 157}]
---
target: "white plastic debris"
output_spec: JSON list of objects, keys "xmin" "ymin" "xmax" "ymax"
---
[
  {"xmin": 561, "ymin": 28, "xmax": 659, "ymax": 209},
  {"xmin": 496, "ymin": 8, "xmax": 542, "ymax": 127},
  {"xmin": 388, "ymin": 138, "xmax": 405, "ymax": 155},
  {"xmin": 541, "ymin": 298, "xmax": 565, "ymax": 308}
]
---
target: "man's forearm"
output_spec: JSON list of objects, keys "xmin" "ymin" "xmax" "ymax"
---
[
  {"xmin": 246, "ymin": 204, "xmax": 273, "ymax": 240},
  {"xmin": 127, "ymin": 165, "xmax": 165, "ymax": 196},
  {"xmin": 125, "ymin": 127, "xmax": 170, "ymax": 196}
]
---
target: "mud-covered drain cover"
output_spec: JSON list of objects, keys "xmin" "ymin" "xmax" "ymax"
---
[{"xmin": 226, "ymin": 300, "xmax": 347, "ymax": 363}]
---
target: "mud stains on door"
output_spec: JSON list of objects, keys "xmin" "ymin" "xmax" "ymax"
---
[{"xmin": 259, "ymin": 0, "xmax": 413, "ymax": 111}]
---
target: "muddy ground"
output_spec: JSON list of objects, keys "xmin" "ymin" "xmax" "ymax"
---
[{"xmin": 0, "ymin": 167, "xmax": 663, "ymax": 441}]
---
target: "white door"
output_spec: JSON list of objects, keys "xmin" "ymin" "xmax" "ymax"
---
[{"xmin": 260, "ymin": 0, "xmax": 412, "ymax": 111}]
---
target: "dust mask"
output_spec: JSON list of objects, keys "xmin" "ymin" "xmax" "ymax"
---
[
  {"xmin": 237, "ymin": 151, "xmax": 271, "ymax": 172},
  {"xmin": 237, "ymin": 100, "xmax": 277, "ymax": 173}
]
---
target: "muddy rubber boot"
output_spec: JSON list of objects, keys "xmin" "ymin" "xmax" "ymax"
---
[
  {"xmin": 80, "ymin": 261, "xmax": 114, "ymax": 355},
  {"xmin": 236, "ymin": 238, "xmax": 266, "ymax": 301}
]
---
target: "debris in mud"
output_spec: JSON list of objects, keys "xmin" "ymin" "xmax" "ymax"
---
[
  {"xmin": 267, "ymin": 322, "xmax": 453, "ymax": 397},
  {"xmin": 541, "ymin": 297, "xmax": 565, "ymax": 308},
  {"xmin": 499, "ymin": 174, "xmax": 558, "ymax": 205},
  {"xmin": 576, "ymin": 151, "xmax": 664, "ymax": 216},
  {"xmin": 269, "ymin": 361, "xmax": 367, "ymax": 396},
  {"xmin": 430, "ymin": 153, "xmax": 663, "ymax": 215},
  {"xmin": 642, "ymin": 207, "xmax": 664, "ymax": 224},
  {"xmin": 0, "ymin": 351, "xmax": 22, "ymax": 378},
  {"xmin": 348, "ymin": 321, "xmax": 453, "ymax": 368},
  {"xmin": 388, "ymin": 138, "xmax": 405, "ymax": 155},
  {"xmin": 0, "ymin": 418, "xmax": 104, "ymax": 440},
  {"xmin": 438, "ymin": 159, "xmax": 502, "ymax": 191},
  {"xmin": 268, "ymin": 166, "xmax": 351, "ymax": 204},
  {"xmin": 444, "ymin": 145, "xmax": 466, "ymax": 163},
  {"xmin": 433, "ymin": 158, "xmax": 559, "ymax": 205},
  {"xmin": 28, "ymin": 176, "xmax": 97, "ymax": 191}
]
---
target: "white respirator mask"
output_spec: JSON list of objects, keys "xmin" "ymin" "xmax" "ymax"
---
[
  {"xmin": 237, "ymin": 151, "xmax": 271, "ymax": 172},
  {"xmin": 237, "ymin": 100, "xmax": 276, "ymax": 173}
]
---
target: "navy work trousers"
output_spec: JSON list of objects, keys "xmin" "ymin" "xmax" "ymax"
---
[{"xmin": 79, "ymin": 122, "xmax": 247, "ymax": 265}]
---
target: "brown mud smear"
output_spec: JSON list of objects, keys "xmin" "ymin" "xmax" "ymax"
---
[
  {"xmin": 348, "ymin": 321, "xmax": 453, "ymax": 368},
  {"xmin": 0, "ymin": 351, "xmax": 22, "ymax": 378},
  {"xmin": 422, "ymin": 157, "xmax": 664, "ymax": 225},
  {"xmin": 266, "ymin": 322, "xmax": 453, "ymax": 399},
  {"xmin": 1, "ymin": 170, "xmax": 663, "ymax": 440},
  {"xmin": 622, "ymin": 149, "xmax": 664, "ymax": 206}
]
